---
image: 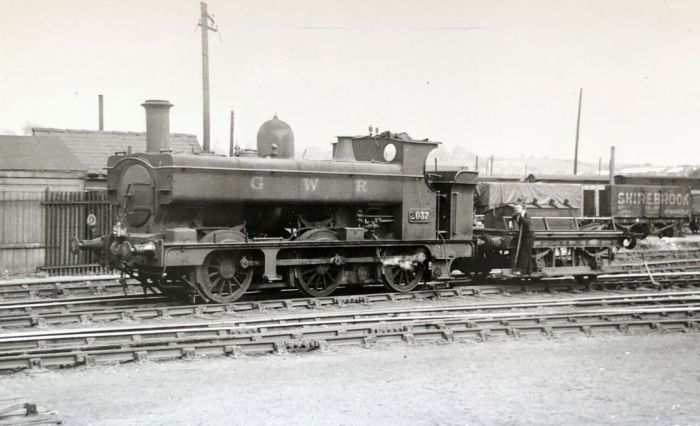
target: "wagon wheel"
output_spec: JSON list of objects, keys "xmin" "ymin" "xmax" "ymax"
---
[
  {"xmin": 196, "ymin": 250, "xmax": 253, "ymax": 303},
  {"xmin": 294, "ymin": 229, "xmax": 343, "ymax": 297},
  {"xmin": 382, "ymin": 250, "xmax": 426, "ymax": 292}
]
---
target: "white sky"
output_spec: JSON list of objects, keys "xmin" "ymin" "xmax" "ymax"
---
[{"xmin": 1, "ymin": 0, "xmax": 699, "ymax": 165}]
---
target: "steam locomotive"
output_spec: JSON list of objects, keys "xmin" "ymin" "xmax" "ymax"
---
[{"xmin": 74, "ymin": 100, "xmax": 633, "ymax": 303}]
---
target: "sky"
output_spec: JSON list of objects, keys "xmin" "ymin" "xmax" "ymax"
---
[{"xmin": 1, "ymin": 0, "xmax": 699, "ymax": 166}]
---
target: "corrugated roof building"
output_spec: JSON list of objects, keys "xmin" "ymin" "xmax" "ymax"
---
[{"xmin": 32, "ymin": 128, "xmax": 201, "ymax": 188}]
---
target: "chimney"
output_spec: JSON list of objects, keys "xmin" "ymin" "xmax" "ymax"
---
[{"xmin": 142, "ymin": 100, "xmax": 173, "ymax": 153}]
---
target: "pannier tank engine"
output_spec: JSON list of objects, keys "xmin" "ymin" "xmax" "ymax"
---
[
  {"xmin": 74, "ymin": 100, "xmax": 480, "ymax": 302},
  {"xmin": 75, "ymin": 100, "xmax": 631, "ymax": 302}
]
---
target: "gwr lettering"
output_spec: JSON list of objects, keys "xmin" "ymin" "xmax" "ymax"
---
[
  {"xmin": 250, "ymin": 176, "xmax": 264, "ymax": 190},
  {"xmin": 355, "ymin": 180, "xmax": 368, "ymax": 193},
  {"xmin": 302, "ymin": 178, "xmax": 319, "ymax": 192}
]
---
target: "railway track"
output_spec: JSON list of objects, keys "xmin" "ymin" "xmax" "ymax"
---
[
  {"xmin": 607, "ymin": 258, "xmax": 700, "ymax": 273},
  {"xmin": 0, "ymin": 292, "xmax": 697, "ymax": 372},
  {"xmin": 0, "ymin": 275, "xmax": 142, "ymax": 300},
  {"xmin": 1, "ymin": 254, "xmax": 699, "ymax": 305},
  {"xmin": 3, "ymin": 272, "xmax": 700, "ymax": 330},
  {"xmin": 0, "ymin": 247, "xmax": 697, "ymax": 304},
  {"xmin": 615, "ymin": 248, "xmax": 700, "ymax": 261}
]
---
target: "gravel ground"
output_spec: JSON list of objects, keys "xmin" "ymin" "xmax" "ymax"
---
[{"xmin": 1, "ymin": 332, "xmax": 698, "ymax": 425}]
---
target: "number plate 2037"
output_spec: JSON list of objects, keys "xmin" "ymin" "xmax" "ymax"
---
[{"xmin": 409, "ymin": 208, "xmax": 431, "ymax": 223}]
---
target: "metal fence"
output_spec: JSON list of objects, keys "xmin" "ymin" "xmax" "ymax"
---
[
  {"xmin": 0, "ymin": 190, "xmax": 115, "ymax": 276},
  {"xmin": 42, "ymin": 191, "xmax": 114, "ymax": 276}
]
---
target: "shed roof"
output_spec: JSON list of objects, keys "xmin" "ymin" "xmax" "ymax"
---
[
  {"xmin": 0, "ymin": 135, "xmax": 86, "ymax": 172},
  {"xmin": 33, "ymin": 128, "xmax": 201, "ymax": 175}
]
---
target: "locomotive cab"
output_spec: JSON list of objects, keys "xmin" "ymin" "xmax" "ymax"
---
[{"xmin": 426, "ymin": 168, "xmax": 478, "ymax": 240}]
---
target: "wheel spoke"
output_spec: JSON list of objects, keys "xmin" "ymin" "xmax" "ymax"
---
[
  {"xmin": 232, "ymin": 274, "xmax": 242, "ymax": 287},
  {"xmin": 213, "ymin": 277, "xmax": 224, "ymax": 293}
]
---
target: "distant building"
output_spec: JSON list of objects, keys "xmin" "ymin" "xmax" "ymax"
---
[
  {"xmin": 0, "ymin": 135, "xmax": 88, "ymax": 274},
  {"xmin": 0, "ymin": 135, "xmax": 86, "ymax": 192},
  {"xmin": 33, "ymin": 128, "xmax": 201, "ymax": 189}
]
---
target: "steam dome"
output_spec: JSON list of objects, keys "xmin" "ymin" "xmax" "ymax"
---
[{"xmin": 256, "ymin": 115, "xmax": 295, "ymax": 159}]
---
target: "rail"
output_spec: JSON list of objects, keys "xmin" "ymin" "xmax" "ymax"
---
[{"xmin": 1, "ymin": 296, "xmax": 697, "ymax": 371}]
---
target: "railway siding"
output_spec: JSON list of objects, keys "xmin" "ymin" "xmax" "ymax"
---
[{"xmin": 0, "ymin": 305, "xmax": 697, "ymax": 372}]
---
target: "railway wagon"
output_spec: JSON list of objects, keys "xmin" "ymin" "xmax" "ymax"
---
[
  {"xmin": 600, "ymin": 184, "xmax": 692, "ymax": 237},
  {"xmin": 74, "ymin": 100, "xmax": 631, "ymax": 302},
  {"xmin": 475, "ymin": 181, "xmax": 582, "ymax": 230},
  {"xmin": 527, "ymin": 174, "xmax": 697, "ymax": 236},
  {"xmin": 612, "ymin": 175, "xmax": 699, "ymax": 235},
  {"xmin": 470, "ymin": 181, "xmax": 628, "ymax": 281}
]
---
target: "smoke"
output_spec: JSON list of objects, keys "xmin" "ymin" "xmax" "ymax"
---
[{"xmin": 381, "ymin": 251, "xmax": 427, "ymax": 271}]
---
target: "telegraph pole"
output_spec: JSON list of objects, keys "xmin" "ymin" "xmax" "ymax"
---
[
  {"xmin": 98, "ymin": 94, "xmax": 104, "ymax": 131},
  {"xmin": 573, "ymin": 88, "xmax": 583, "ymax": 175},
  {"xmin": 609, "ymin": 146, "xmax": 616, "ymax": 185},
  {"xmin": 229, "ymin": 110, "xmax": 235, "ymax": 157},
  {"xmin": 199, "ymin": 2, "xmax": 217, "ymax": 152}
]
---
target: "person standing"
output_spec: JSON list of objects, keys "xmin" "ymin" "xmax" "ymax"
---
[{"xmin": 512, "ymin": 203, "xmax": 536, "ymax": 275}]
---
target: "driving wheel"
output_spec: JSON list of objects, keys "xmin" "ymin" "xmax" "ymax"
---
[
  {"xmin": 382, "ymin": 251, "xmax": 426, "ymax": 292},
  {"xmin": 294, "ymin": 229, "xmax": 343, "ymax": 297},
  {"xmin": 196, "ymin": 250, "xmax": 253, "ymax": 303}
]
